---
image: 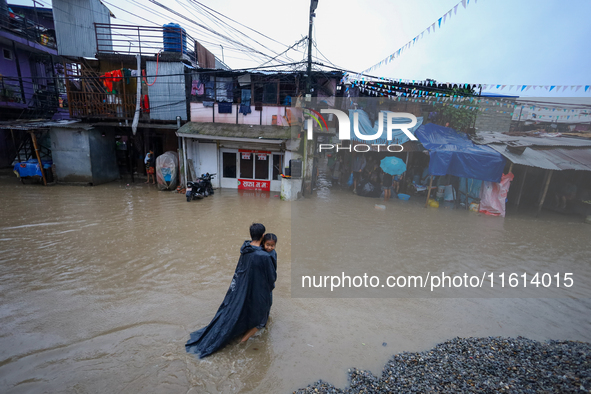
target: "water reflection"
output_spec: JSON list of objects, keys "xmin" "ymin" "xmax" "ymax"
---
[{"xmin": 0, "ymin": 172, "xmax": 589, "ymax": 393}]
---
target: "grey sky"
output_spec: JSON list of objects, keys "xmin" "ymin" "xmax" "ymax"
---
[{"xmin": 9, "ymin": 0, "xmax": 591, "ymax": 97}]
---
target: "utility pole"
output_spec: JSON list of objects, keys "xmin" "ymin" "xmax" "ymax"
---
[{"xmin": 306, "ymin": 0, "xmax": 318, "ymax": 96}]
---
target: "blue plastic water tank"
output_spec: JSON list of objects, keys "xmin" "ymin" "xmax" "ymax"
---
[{"xmin": 163, "ymin": 23, "xmax": 187, "ymax": 53}]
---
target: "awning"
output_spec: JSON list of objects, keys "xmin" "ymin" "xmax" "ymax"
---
[
  {"xmin": 488, "ymin": 145, "xmax": 591, "ymax": 171},
  {"xmin": 415, "ymin": 123, "xmax": 506, "ymax": 183},
  {"xmin": 176, "ymin": 122, "xmax": 290, "ymax": 144}
]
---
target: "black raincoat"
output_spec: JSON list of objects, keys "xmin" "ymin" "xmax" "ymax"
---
[{"xmin": 185, "ymin": 240, "xmax": 277, "ymax": 358}]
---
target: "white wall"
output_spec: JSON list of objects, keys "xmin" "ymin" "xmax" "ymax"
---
[{"xmin": 197, "ymin": 143, "xmax": 218, "ymax": 187}]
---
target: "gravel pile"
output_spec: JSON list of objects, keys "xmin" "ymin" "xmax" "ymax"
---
[{"xmin": 294, "ymin": 337, "xmax": 591, "ymax": 393}]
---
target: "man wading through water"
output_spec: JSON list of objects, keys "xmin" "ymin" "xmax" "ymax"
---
[{"xmin": 185, "ymin": 223, "xmax": 277, "ymax": 358}]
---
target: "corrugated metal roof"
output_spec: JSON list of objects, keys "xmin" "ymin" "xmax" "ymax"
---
[
  {"xmin": 474, "ymin": 131, "xmax": 591, "ymax": 148},
  {"xmin": 488, "ymin": 145, "xmax": 591, "ymax": 171},
  {"xmin": 0, "ymin": 120, "xmax": 81, "ymax": 130},
  {"xmin": 53, "ymin": 0, "xmax": 112, "ymax": 57},
  {"xmin": 177, "ymin": 122, "xmax": 290, "ymax": 140}
]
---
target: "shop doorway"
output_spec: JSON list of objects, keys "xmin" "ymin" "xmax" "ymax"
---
[{"xmin": 219, "ymin": 148, "xmax": 283, "ymax": 191}]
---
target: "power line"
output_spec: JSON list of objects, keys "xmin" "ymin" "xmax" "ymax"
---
[
  {"xmin": 186, "ymin": 0, "xmax": 296, "ymax": 64},
  {"xmin": 188, "ymin": 0, "xmax": 294, "ymax": 51},
  {"xmin": 148, "ymin": 0, "xmax": 282, "ymax": 63},
  {"xmin": 175, "ymin": 0, "xmax": 270, "ymax": 65}
]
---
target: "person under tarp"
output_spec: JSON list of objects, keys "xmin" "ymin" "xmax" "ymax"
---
[{"xmin": 185, "ymin": 223, "xmax": 276, "ymax": 358}]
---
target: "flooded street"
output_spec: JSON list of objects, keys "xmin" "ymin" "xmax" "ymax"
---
[{"xmin": 1, "ymin": 171, "xmax": 590, "ymax": 393}]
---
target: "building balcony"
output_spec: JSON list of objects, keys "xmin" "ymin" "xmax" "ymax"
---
[
  {"xmin": 0, "ymin": 13, "xmax": 57, "ymax": 51},
  {"xmin": 94, "ymin": 23, "xmax": 210, "ymax": 67}
]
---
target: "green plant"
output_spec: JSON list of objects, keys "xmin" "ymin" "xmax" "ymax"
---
[{"xmin": 438, "ymin": 105, "xmax": 478, "ymax": 132}]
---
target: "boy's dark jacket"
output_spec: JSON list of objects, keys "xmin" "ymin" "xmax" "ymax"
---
[{"xmin": 186, "ymin": 240, "xmax": 276, "ymax": 358}]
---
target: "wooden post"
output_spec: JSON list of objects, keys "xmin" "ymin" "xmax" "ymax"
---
[
  {"xmin": 30, "ymin": 132, "xmax": 47, "ymax": 186},
  {"xmin": 508, "ymin": 162, "xmax": 513, "ymax": 173},
  {"xmin": 515, "ymin": 167, "xmax": 527, "ymax": 207},
  {"xmin": 466, "ymin": 178, "xmax": 470, "ymax": 210},
  {"xmin": 536, "ymin": 170, "xmax": 553, "ymax": 216},
  {"xmin": 424, "ymin": 175, "xmax": 433, "ymax": 207},
  {"xmin": 11, "ymin": 129, "xmax": 21, "ymax": 163}
]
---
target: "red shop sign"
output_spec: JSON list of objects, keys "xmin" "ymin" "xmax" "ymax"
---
[{"xmin": 238, "ymin": 179, "xmax": 270, "ymax": 190}]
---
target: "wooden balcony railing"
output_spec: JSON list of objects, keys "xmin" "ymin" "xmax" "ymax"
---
[{"xmin": 69, "ymin": 92, "xmax": 137, "ymax": 119}]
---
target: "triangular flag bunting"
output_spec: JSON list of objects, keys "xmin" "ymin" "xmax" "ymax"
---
[
  {"xmin": 454, "ymin": 4, "xmax": 458, "ymax": 14},
  {"xmin": 462, "ymin": 0, "xmax": 467, "ymax": 9}
]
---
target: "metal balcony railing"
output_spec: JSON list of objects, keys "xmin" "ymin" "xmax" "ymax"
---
[
  {"xmin": 0, "ymin": 14, "xmax": 57, "ymax": 49},
  {"xmin": 94, "ymin": 23, "xmax": 197, "ymax": 64}
]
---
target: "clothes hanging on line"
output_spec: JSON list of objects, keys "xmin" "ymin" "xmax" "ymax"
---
[
  {"xmin": 240, "ymin": 89, "xmax": 251, "ymax": 115},
  {"xmin": 218, "ymin": 102, "xmax": 233, "ymax": 113},
  {"xmin": 192, "ymin": 80, "xmax": 204, "ymax": 96}
]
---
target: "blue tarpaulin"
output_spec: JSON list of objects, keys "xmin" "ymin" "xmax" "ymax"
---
[
  {"xmin": 415, "ymin": 123, "xmax": 506, "ymax": 183},
  {"xmin": 349, "ymin": 110, "xmax": 423, "ymax": 145},
  {"xmin": 13, "ymin": 159, "xmax": 52, "ymax": 178}
]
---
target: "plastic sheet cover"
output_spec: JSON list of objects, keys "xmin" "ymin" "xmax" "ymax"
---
[
  {"xmin": 415, "ymin": 123, "xmax": 506, "ymax": 183},
  {"xmin": 156, "ymin": 151, "xmax": 179, "ymax": 190}
]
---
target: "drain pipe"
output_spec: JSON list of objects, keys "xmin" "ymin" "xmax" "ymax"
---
[
  {"xmin": 182, "ymin": 136, "xmax": 188, "ymax": 185},
  {"xmin": 131, "ymin": 54, "xmax": 141, "ymax": 135}
]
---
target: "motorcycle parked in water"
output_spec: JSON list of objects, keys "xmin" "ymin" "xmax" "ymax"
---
[
  {"xmin": 201, "ymin": 173, "xmax": 216, "ymax": 196},
  {"xmin": 185, "ymin": 173, "xmax": 216, "ymax": 202}
]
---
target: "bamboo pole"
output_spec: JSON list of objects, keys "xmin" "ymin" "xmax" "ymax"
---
[
  {"xmin": 424, "ymin": 175, "xmax": 433, "ymax": 207},
  {"xmin": 508, "ymin": 162, "xmax": 514, "ymax": 173},
  {"xmin": 515, "ymin": 167, "xmax": 527, "ymax": 207},
  {"xmin": 536, "ymin": 170, "xmax": 553, "ymax": 216},
  {"xmin": 30, "ymin": 132, "xmax": 47, "ymax": 186}
]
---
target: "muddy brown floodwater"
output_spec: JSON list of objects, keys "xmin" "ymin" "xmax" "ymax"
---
[{"xmin": 0, "ymin": 171, "xmax": 590, "ymax": 393}]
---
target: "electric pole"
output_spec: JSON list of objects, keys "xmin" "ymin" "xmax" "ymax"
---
[{"xmin": 306, "ymin": 0, "xmax": 318, "ymax": 96}]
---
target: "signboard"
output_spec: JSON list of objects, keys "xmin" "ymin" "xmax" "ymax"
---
[
  {"xmin": 239, "ymin": 149, "xmax": 271, "ymax": 154},
  {"xmin": 257, "ymin": 154, "xmax": 267, "ymax": 160},
  {"xmin": 241, "ymin": 152, "xmax": 251, "ymax": 160},
  {"xmin": 238, "ymin": 179, "xmax": 271, "ymax": 191}
]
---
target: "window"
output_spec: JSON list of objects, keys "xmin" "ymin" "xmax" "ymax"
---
[
  {"xmin": 255, "ymin": 153, "xmax": 269, "ymax": 180},
  {"xmin": 222, "ymin": 152, "xmax": 236, "ymax": 178},
  {"xmin": 240, "ymin": 152, "xmax": 253, "ymax": 179},
  {"xmin": 3, "ymin": 49, "xmax": 13, "ymax": 60},
  {"xmin": 273, "ymin": 154, "xmax": 282, "ymax": 180},
  {"xmin": 262, "ymin": 82, "xmax": 278, "ymax": 104}
]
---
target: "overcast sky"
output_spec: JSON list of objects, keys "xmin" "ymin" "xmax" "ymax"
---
[{"xmin": 10, "ymin": 0, "xmax": 591, "ymax": 98}]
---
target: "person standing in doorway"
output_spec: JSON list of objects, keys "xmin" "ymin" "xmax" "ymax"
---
[{"xmin": 145, "ymin": 150, "xmax": 155, "ymax": 184}]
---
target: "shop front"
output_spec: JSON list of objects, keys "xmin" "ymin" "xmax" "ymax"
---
[
  {"xmin": 177, "ymin": 122, "xmax": 291, "ymax": 192},
  {"xmin": 220, "ymin": 149, "xmax": 284, "ymax": 192}
]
